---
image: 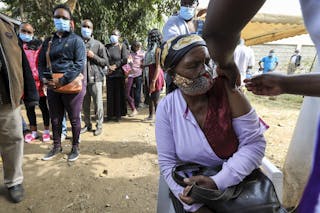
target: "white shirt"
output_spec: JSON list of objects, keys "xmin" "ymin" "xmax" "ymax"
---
[
  {"xmin": 290, "ymin": 54, "xmax": 298, "ymax": 64},
  {"xmin": 162, "ymin": 15, "xmax": 190, "ymax": 42},
  {"xmin": 233, "ymin": 44, "xmax": 255, "ymax": 82}
]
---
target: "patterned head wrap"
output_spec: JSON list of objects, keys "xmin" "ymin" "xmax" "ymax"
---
[{"xmin": 160, "ymin": 34, "xmax": 206, "ymax": 72}]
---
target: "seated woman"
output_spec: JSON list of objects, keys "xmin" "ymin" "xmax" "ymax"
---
[{"xmin": 155, "ymin": 34, "xmax": 267, "ymax": 213}]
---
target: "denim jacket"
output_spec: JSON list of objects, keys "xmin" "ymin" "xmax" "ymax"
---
[{"xmin": 38, "ymin": 32, "xmax": 86, "ymax": 86}]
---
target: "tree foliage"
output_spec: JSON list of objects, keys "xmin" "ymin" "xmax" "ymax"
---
[{"xmin": 1, "ymin": 0, "xmax": 179, "ymax": 45}]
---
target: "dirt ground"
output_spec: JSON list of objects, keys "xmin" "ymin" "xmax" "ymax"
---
[{"xmin": 0, "ymin": 92, "xmax": 303, "ymax": 213}]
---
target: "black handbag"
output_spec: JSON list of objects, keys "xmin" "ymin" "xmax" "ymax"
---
[{"xmin": 172, "ymin": 163, "xmax": 287, "ymax": 213}]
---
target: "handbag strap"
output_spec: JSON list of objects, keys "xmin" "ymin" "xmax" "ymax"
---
[
  {"xmin": 172, "ymin": 163, "xmax": 221, "ymax": 187},
  {"xmin": 172, "ymin": 163, "xmax": 242, "ymax": 202},
  {"xmin": 45, "ymin": 37, "xmax": 53, "ymax": 72},
  {"xmin": 189, "ymin": 182, "xmax": 242, "ymax": 202}
]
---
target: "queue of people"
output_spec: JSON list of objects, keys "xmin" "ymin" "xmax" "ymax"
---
[{"xmin": 18, "ymin": 3, "xmax": 164, "ymax": 161}]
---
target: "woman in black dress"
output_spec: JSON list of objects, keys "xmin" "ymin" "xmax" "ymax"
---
[{"xmin": 106, "ymin": 29, "xmax": 128, "ymax": 121}]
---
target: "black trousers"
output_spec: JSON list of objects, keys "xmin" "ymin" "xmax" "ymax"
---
[
  {"xmin": 106, "ymin": 77, "xmax": 127, "ymax": 118},
  {"xmin": 26, "ymin": 96, "xmax": 50, "ymax": 127}
]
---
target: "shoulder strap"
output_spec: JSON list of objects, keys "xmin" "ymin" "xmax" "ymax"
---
[{"xmin": 46, "ymin": 37, "xmax": 53, "ymax": 72}]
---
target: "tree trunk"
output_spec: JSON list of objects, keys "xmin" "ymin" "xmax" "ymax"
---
[
  {"xmin": 19, "ymin": 1, "xmax": 25, "ymax": 21},
  {"xmin": 66, "ymin": 0, "xmax": 78, "ymax": 12}
]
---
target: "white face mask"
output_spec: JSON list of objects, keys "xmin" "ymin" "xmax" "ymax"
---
[
  {"xmin": 110, "ymin": 35, "xmax": 119, "ymax": 44},
  {"xmin": 81, "ymin": 27, "xmax": 92, "ymax": 39},
  {"xmin": 19, "ymin": 33, "xmax": 33, "ymax": 42},
  {"xmin": 174, "ymin": 64, "xmax": 214, "ymax": 96}
]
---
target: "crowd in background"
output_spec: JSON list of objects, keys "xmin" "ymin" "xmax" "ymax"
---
[{"xmin": 20, "ymin": 13, "xmax": 165, "ymax": 139}]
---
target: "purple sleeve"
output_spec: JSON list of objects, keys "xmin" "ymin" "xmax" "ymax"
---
[
  {"xmin": 300, "ymin": 0, "xmax": 320, "ymax": 53},
  {"xmin": 211, "ymin": 109, "xmax": 266, "ymax": 190},
  {"xmin": 155, "ymin": 100, "xmax": 203, "ymax": 212}
]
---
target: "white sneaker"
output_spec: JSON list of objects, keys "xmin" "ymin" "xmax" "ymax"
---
[{"xmin": 128, "ymin": 110, "xmax": 138, "ymax": 117}]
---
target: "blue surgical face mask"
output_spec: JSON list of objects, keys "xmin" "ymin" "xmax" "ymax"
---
[
  {"xmin": 54, "ymin": 18, "xmax": 70, "ymax": 32},
  {"xmin": 110, "ymin": 35, "xmax": 119, "ymax": 44},
  {"xmin": 81, "ymin": 27, "xmax": 92, "ymax": 39},
  {"xmin": 19, "ymin": 33, "xmax": 33, "ymax": 42},
  {"xmin": 269, "ymin": 53, "xmax": 275, "ymax": 57},
  {"xmin": 179, "ymin": 6, "xmax": 195, "ymax": 21}
]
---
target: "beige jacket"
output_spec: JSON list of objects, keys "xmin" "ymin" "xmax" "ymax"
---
[{"xmin": 0, "ymin": 14, "xmax": 24, "ymax": 109}]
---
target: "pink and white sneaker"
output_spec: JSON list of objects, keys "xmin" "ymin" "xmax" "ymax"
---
[
  {"xmin": 24, "ymin": 133, "xmax": 38, "ymax": 143},
  {"xmin": 42, "ymin": 133, "xmax": 51, "ymax": 142}
]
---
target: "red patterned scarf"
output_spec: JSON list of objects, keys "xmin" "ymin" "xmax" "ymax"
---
[{"xmin": 202, "ymin": 77, "xmax": 239, "ymax": 159}]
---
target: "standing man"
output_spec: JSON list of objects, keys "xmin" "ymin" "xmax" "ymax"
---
[
  {"xmin": 0, "ymin": 14, "xmax": 39, "ymax": 202},
  {"xmin": 80, "ymin": 19, "xmax": 108, "ymax": 136},
  {"xmin": 162, "ymin": 0, "xmax": 204, "ymax": 94},
  {"xmin": 162, "ymin": 0, "xmax": 203, "ymax": 41},
  {"xmin": 287, "ymin": 49, "xmax": 301, "ymax": 75},
  {"xmin": 233, "ymin": 38, "xmax": 255, "ymax": 84},
  {"xmin": 259, "ymin": 49, "xmax": 279, "ymax": 74}
]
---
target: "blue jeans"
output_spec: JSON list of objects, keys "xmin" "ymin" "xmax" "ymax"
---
[
  {"xmin": 22, "ymin": 116, "xmax": 28, "ymax": 132},
  {"xmin": 62, "ymin": 112, "xmax": 67, "ymax": 137}
]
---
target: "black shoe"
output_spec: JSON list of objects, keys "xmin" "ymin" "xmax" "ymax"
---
[
  {"xmin": 80, "ymin": 125, "xmax": 92, "ymax": 134},
  {"xmin": 42, "ymin": 147, "xmax": 62, "ymax": 161},
  {"xmin": 23, "ymin": 129, "xmax": 30, "ymax": 136},
  {"xmin": 68, "ymin": 146, "xmax": 79, "ymax": 162},
  {"xmin": 94, "ymin": 128, "xmax": 102, "ymax": 136},
  {"xmin": 8, "ymin": 184, "xmax": 24, "ymax": 203}
]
